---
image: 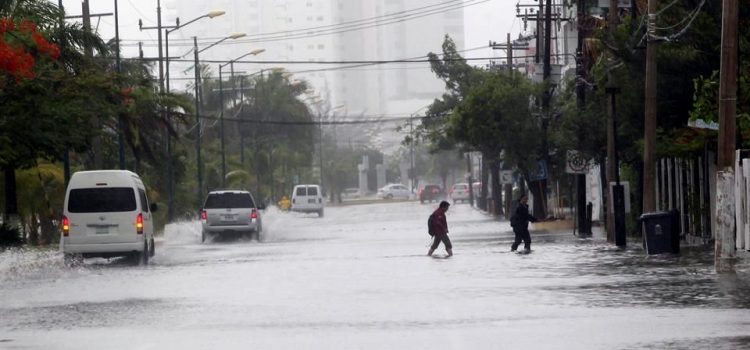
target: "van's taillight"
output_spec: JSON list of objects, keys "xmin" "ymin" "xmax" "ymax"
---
[
  {"xmin": 200, "ymin": 210, "xmax": 207, "ymax": 221},
  {"xmin": 62, "ymin": 216, "xmax": 70, "ymax": 237},
  {"xmin": 250, "ymin": 209, "xmax": 258, "ymax": 220},
  {"xmin": 136, "ymin": 213, "xmax": 144, "ymax": 234}
]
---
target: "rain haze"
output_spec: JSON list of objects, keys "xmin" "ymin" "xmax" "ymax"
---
[{"xmin": 1, "ymin": 1, "xmax": 750, "ymax": 349}]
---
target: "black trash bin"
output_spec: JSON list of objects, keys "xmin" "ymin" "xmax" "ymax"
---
[{"xmin": 639, "ymin": 210, "xmax": 680, "ymax": 255}]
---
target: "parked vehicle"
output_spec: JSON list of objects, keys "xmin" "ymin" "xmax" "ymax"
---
[
  {"xmin": 61, "ymin": 170, "xmax": 157, "ymax": 265},
  {"xmin": 291, "ymin": 184, "xmax": 325, "ymax": 217},
  {"xmin": 450, "ymin": 183, "xmax": 471, "ymax": 203},
  {"xmin": 419, "ymin": 185, "xmax": 445, "ymax": 203},
  {"xmin": 377, "ymin": 184, "xmax": 411, "ymax": 200},
  {"xmin": 201, "ymin": 190, "xmax": 264, "ymax": 242},
  {"xmin": 341, "ymin": 188, "xmax": 361, "ymax": 200}
]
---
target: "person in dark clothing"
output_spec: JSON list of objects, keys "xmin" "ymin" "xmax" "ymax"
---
[
  {"xmin": 510, "ymin": 194, "xmax": 537, "ymax": 252},
  {"xmin": 428, "ymin": 201, "xmax": 453, "ymax": 257}
]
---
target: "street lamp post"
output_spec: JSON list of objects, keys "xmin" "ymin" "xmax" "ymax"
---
[
  {"xmin": 141, "ymin": 9, "xmax": 225, "ymax": 221},
  {"xmin": 192, "ymin": 33, "xmax": 246, "ymax": 206},
  {"xmin": 218, "ymin": 49, "xmax": 265, "ymax": 187}
]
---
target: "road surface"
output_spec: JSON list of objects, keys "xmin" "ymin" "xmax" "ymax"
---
[{"xmin": 1, "ymin": 201, "xmax": 749, "ymax": 349}]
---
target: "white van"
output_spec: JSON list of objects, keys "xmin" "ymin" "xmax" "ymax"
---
[
  {"xmin": 61, "ymin": 170, "xmax": 157, "ymax": 265},
  {"xmin": 291, "ymin": 184, "xmax": 324, "ymax": 217}
]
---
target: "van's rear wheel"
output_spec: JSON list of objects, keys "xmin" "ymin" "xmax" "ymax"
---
[
  {"xmin": 63, "ymin": 253, "xmax": 82, "ymax": 267},
  {"xmin": 318, "ymin": 209, "xmax": 324, "ymax": 217},
  {"xmin": 133, "ymin": 242, "xmax": 149, "ymax": 266},
  {"xmin": 149, "ymin": 238, "xmax": 155, "ymax": 257},
  {"xmin": 201, "ymin": 230, "xmax": 206, "ymax": 243}
]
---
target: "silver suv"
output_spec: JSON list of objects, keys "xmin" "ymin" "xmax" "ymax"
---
[{"xmin": 200, "ymin": 190, "xmax": 264, "ymax": 242}]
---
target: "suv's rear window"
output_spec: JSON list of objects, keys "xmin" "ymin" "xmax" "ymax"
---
[
  {"xmin": 68, "ymin": 187, "xmax": 137, "ymax": 213},
  {"xmin": 204, "ymin": 192, "xmax": 255, "ymax": 209},
  {"xmin": 295, "ymin": 187, "xmax": 318, "ymax": 196}
]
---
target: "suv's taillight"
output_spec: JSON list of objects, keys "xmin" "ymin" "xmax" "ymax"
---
[
  {"xmin": 62, "ymin": 216, "xmax": 70, "ymax": 237},
  {"xmin": 200, "ymin": 210, "xmax": 207, "ymax": 221},
  {"xmin": 136, "ymin": 213, "xmax": 144, "ymax": 234},
  {"xmin": 250, "ymin": 209, "xmax": 258, "ymax": 220}
]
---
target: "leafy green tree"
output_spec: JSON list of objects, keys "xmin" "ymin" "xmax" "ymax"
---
[
  {"xmin": 198, "ymin": 69, "xmax": 316, "ymax": 202},
  {"xmin": 1, "ymin": 0, "xmax": 110, "ymax": 228},
  {"xmin": 450, "ymin": 70, "xmax": 541, "ymax": 215}
]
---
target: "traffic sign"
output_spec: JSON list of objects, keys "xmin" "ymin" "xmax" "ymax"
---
[
  {"xmin": 566, "ymin": 151, "xmax": 588, "ymax": 174},
  {"xmin": 500, "ymin": 171, "xmax": 513, "ymax": 184}
]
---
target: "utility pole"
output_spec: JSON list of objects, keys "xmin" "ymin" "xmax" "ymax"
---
[
  {"xmin": 537, "ymin": 0, "xmax": 552, "ymax": 219},
  {"xmin": 489, "ymin": 33, "xmax": 528, "ymax": 70},
  {"xmin": 193, "ymin": 37, "xmax": 203, "ymax": 208},
  {"xmin": 81, "ymin": 0, "xmax": 104, "ymax": 170},
  {"xmin": 575, "ymin": 0, "xmax": 590, "ymax": 236},
  {"xmin": 716, "ymin": 0, "xmax": 738, "ymax": 273},
  {"xmin": 512, "ymin": 0, "xmax": 574, "ymax": 218},
  {"xmin": 58, "ymin": 0, "xmax": 70, "ymax": 185},
  {"xmin": 606, "ymin": 0, "xmax": 622, "ymax": 245},
  {"xmin": 409, "ymin": 114, "xmax": 417, "ymax": 192},
  {"xmin": 643, "ymin": 0, "xmax": 658, "ymax": 214},
  {"xmin": 114, "ymin": 0, "xmax": 124, "ymax": 170}
]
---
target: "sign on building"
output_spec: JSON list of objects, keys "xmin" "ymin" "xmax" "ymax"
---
[
  {"xmin": 566, "ymin": 150, "xmax": 589, "ymax": 174},
  {"xmin": 500, "ymin": 171, "xmax": 514, "ymax": 185},
  {"xmin": 598, "ymin": 0, "xmax": 632, "ymax": 7}
]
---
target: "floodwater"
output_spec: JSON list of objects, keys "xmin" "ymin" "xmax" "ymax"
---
[{"xmin": 1, "ymin": 201, "xmax": 749, "ymax": 349}]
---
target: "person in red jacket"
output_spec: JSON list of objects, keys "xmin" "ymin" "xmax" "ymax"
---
[{"xmin": 428, "ymin": 201, "xmax": 452, "ymax": 257}]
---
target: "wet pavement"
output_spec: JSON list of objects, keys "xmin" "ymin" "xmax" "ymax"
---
[{"xmin": 1, "ymin": 201, "xmax": 749, "ymax": 349}]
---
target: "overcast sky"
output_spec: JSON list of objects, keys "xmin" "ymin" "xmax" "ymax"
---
[{"xmin": 59, "ymin": 0, "xmax": 521, "ymax": 65}]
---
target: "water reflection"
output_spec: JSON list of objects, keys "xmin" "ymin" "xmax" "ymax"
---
[{"xmin": 531, "ymin": 240, "xmax": 750, "ymax": 309}]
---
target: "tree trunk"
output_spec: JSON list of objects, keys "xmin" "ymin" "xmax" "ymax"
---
[
  {"xmin": 529, "ymin": 180, "xmax": 547, "ymax": 220},
  {"xmin": 501, "ymin": 162, "xmax": 513, "ymax": 219},
  {"xmin": 489, "ymin": 159, "xmax": 502, "ymax": 216},
  {"xmin": 28, "ymin": 214, "xmax": 39, "ymax": 246},
  {"xmin": 3, "ymin": 167, "xmax": 18, "ymax": 223},
  {"xmin": 479, "ymin": 151, "xmax": 489, "ymax": 211}
]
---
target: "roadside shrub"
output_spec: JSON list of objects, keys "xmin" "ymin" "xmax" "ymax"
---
[{"xmin": 0, "ymin": 223, "xmax": 24, "ymax": 247}]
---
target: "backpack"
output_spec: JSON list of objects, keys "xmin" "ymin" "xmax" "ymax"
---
[{"xmin": 427, "ymin": 213, "xmax": 436, "ymax": 236}]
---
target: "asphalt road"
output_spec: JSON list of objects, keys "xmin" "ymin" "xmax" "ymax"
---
[{"xmin": 1, "ymin": 201, "xmax": 749, "ymax": 349}]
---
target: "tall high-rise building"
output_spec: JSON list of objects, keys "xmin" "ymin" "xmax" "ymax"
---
[
  {"xmin": 167, "ymin": 0, "xmax": 463, "ymax": 117},
  {"xmin": 332, "ymin": 0, "xmax": 465, "ymax": 116}
]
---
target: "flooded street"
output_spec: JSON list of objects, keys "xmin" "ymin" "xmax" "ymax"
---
[{"xmin": 2, "ymin": 201, "xmax": 750, "ymax": 349}]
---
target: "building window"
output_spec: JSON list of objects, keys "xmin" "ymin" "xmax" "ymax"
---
[
  {"xmin": 316, "ymin": 16, "xmax": 324, "ymax": 21},
  {"xmin": 318, "ymin": 44, "xmax": 325, "ymax": 49}
]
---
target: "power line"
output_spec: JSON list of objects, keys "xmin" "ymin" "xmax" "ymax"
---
[
  {"xmin": 121, "ymin": 0, "xmax": 474, "ymax": 45},
  {"xmin": 157, "ymin": 56, "xmax": 526, "ymax": 65},
  {"xmin": 199, "ymin": 114, "xmax": 428, "ymax": 125},
  {"xmin": 121, "ymin": 0, "xmax": 487, "ymax": 47}
]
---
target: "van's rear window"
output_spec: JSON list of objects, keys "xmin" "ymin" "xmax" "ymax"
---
[
  {"xmin": 204, "ymin": 193, "xmax": 255, "ymax": 209},
  {"xmin": 68, "ymin": 188, "xmax": 137, "ymax": 213},
  {"xmin": 295, "ymin": 187, "xmax": 307, "ymax": 196},
  {"xmin": 307, "ymin": 187, "xmax": 318, "ymax": 196}
]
